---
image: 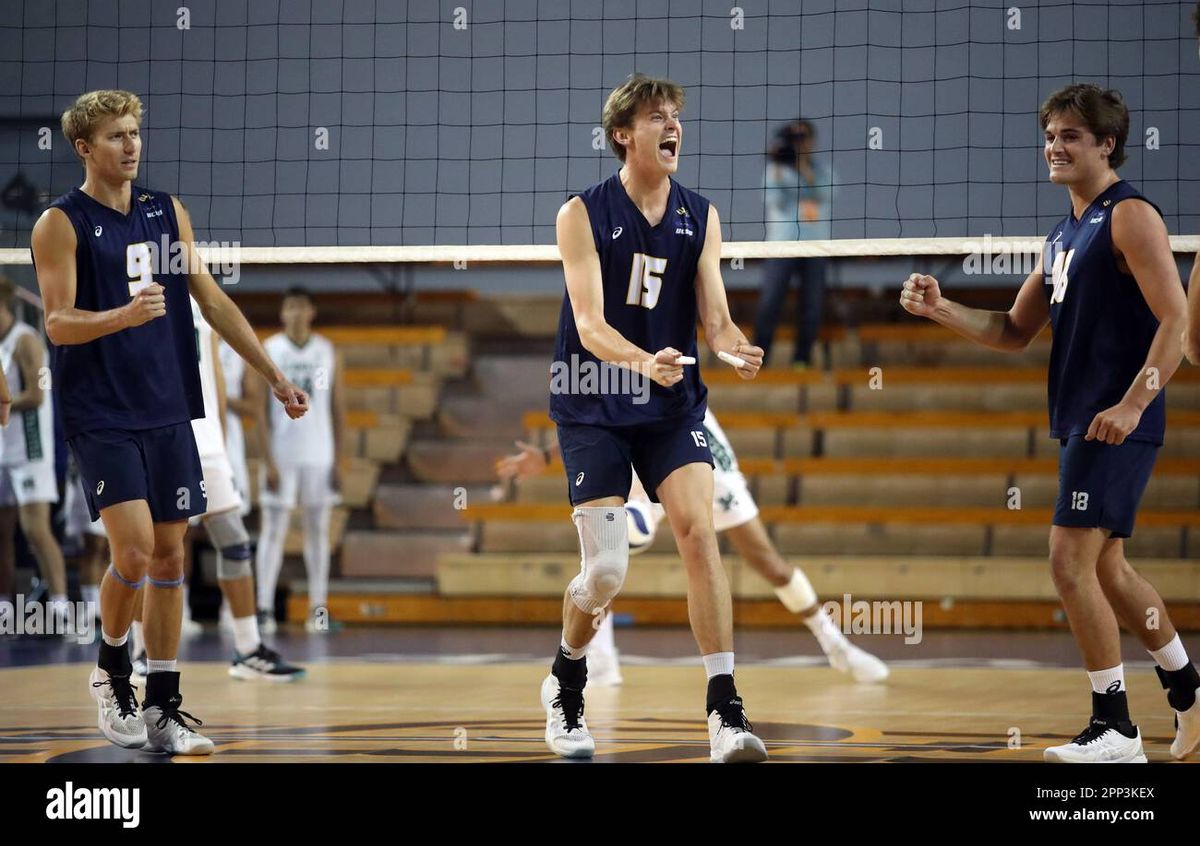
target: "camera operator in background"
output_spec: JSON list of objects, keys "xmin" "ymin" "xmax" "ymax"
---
[{"xmin": 753, "ymin": 119, "xmax": 836, "ymax": 370}]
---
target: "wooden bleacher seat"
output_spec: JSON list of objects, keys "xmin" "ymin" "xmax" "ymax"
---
[{"xmin": 437, "ymin": 552, "xmax": 1200, "ymax": 602}]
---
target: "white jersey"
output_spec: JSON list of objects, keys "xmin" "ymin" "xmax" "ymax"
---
[
  {"xmin": 189, "ymin": 298, "xmax": 227, "ymax": 460},
  {"xmin": 0, "ymin": 321, "xmax": 54, "ymax": 467},
  {"xmin": 263, "ymin": 332, "xmax": 336, "ymax": 468}
]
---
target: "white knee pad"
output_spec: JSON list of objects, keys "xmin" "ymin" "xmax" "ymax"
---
[{"xmin": 567, "ymin": 506, "xmax": 629, "ymax": 615}]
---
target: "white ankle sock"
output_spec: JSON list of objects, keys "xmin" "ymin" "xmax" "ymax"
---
[
  {"xmin": 1088, "ymin": 664, "xmax": 1125, "ymax": 695},
  {"xmin": 102, "ymin": 629, "xmax": 128, "ymax": 647},
  {"xmin": 147, "ymin": 659, "xmax": 177, "ymax": 674},
  {"xmin": 232, "ymin": 616, "xmax": 261, "ymax": 656},
  {"xmin": 1149, "ymin": 635, "xmax": 1189, "ymax": 673},
  {"xmin": 702, "ymin": 652, "xmax": 735, "ymax": 679},
  {"xmin": 559, "ymin": 635, "xmax": 587, "ymax": 660},
  {"xmin": 131, "ymin": 621, "xmax": 145, "ymax": 657},
  {"xmin": 804, "ymin": 607, "xmax": 846, "ymax": 653}
]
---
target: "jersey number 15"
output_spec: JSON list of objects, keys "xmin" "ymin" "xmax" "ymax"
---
[{"xmin": 626, "ymin": 253, "xmax": 668, "ymax": 310}]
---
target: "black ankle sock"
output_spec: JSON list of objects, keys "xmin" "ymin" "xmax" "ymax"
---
[
  {"xmin": 706, "ymin": 674, "xmax": 737, "ymax": 714},
  {"xmin": 552, "ymin": 648, "xmax": 587, "ymax": 689},
  {"xmin": 98, "ymin": 640, "xmax": 131, "ymax": 676},
  {"xmin": 1155, "ymin": 664, "xmax": 1200, "ymax": 712},
  {"xmin": 1092, "ymin": 690, "xmax": 1134, "ymax": 734},
  {"xmin": 144, "ymin": 671, "xmax": 180, "ymax": 708}
]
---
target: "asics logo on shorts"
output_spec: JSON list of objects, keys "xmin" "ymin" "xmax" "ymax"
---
[
  {"xmin": 575, "ymin": 472, "xmax": 585, "ymax": 486},
  {"xmin": 96, "ymin": 480, "xmax": 105, "ymax": 496},
  {"xmin": 611, "ymin": 227, "xmax": 622, "ymax": 240},
  {"xmin": 94, "ymin": 225, "xmax": 103, "ymax": 237}
]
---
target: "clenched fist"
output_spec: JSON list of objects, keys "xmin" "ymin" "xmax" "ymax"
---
[
  {"xmin": 899, "ymin": 273, "xmax": 942, "ymax": 319},
  {"xmin": 124, "ymin": 283, "xmax": 167, "ymax": 328}
]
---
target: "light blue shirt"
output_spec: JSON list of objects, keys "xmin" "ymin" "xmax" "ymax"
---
[{"xmin": 764, "ymin": 159, "xmax": 835, "ymax": 242}]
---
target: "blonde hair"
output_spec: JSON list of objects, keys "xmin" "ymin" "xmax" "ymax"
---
[
  {"xmin": 601, "ymin": 74, "xmax": 685, "ymax": 162},
  {"xmin": 61, "ymin": 90, "xmax": 144, "ymax": 160}
]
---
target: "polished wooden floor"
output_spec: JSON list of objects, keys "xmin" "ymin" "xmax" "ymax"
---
[{"xmin": 1, "ymin": 659, "xmax": 1194, "ymax": 763}]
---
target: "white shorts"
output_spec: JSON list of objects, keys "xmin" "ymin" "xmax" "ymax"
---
[
  {"xmin": 64, "ymin": 475, "xmax": 106, "ymax": 538},
  {"xmin": 627, "ymin": 409, "xmax": 759, "ymax": 535},
  {"xmin": 258, "ymin": 463, "xmax": 340, "ymax": 510},
  {"xmin": 189, "ymin": 452, "xmax": 245, "ymax": 525},
  {"xmin": 228, "ymin": 447, "xmax": 251, "ymax": 517},
  {"xmin": 0, "ymin": 461, "xmax": 59, "ymax": 507},
  {"xmin": 628, "ymin": 465, "xmax": 758, "ymax": 534}
]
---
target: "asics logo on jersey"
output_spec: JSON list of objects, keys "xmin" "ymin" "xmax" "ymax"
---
[
  {"xmin": 676, "ymin": 206, "xmax": 689, "ymax": 217},
  {"xmin": 575, "ymin": 472, "xmax": 585, "ymax": 486},
  {"xmin": 94, "ymin": 226, "xmax": 103, "ymax": 237},
  {"xmin": 611, "ymin": 227, "xmax": 623, "ymax": 240},
  {"xmin": 96, "ymin": 480, "xmax": 105, "ymax": 496},
  {"xmin": 1088, "ymin": 214, "xmax": 1105, "ymax": 224}
]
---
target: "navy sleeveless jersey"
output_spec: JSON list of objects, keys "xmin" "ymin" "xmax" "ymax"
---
[
  {"xmin": 1042, "ymin": 180, "xmax": 1168, "ymax": 445},
  {"xmin": 36, "ymin": 186, "xmax": 204, "ymax": 439},
  {"xmin": 549, "ymin": 173, "xmax": 710, "ymax": 427}
]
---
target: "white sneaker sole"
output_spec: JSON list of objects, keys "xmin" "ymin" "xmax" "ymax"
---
[
  {"xmin": 711, "ymin": 734, "xmax": 769, "ymax": 763},
  {"xmin": 144, "ymin": 738, "xmax": 215, "ymax": 756},
  {"xmin": 1043, "ymin": 747, "xmax": 1147, "ymax": 763},
  {"xmin": 228, "ymin": 664, "xmax": 305, "ymax": 682}
]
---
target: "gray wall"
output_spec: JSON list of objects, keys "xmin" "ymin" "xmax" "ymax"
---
[{"xmin": 1, "ymin": 0, "xmax": 1197, "ymax": 252}]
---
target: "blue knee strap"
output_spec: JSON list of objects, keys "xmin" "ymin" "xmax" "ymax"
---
[
  {"xmin": 107, "ymin": 563, "xmax": 146, "ymax": 590},
  {"xmin": 221, "ymin": 542, "xmax": 252, "ymax": 561},
  {"xmin": 146, "ymin": 573, "xmax": 185, "ymax": 588}
]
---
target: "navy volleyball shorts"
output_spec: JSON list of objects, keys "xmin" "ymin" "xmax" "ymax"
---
[
  {"xmin": 69, "ymin": 422, "xmax": 208, "ymax": 524},
  {"xmin": 1052, "ymin": 434, "xmax": 1159, "ymax": 539},
  {"xmin": 556, "ymin": 417, "xmax": 714, "ymax": 506}
]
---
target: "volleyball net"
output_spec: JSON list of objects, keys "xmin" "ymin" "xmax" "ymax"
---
[{"xmin": 1, "ymin": 0, "xmax": 1198, "ymax": 253}]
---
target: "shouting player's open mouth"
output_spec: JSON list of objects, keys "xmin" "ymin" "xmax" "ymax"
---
[{"xmin": 658, "ymin": 136, "xmax": 678, "ymax": 163}]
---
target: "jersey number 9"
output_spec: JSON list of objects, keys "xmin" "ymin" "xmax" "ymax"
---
[{"xmin": 126, "ymin": 242, "xmax": 155, "ymax": 297}]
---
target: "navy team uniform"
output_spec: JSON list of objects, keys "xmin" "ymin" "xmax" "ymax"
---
[
  {"xmin": 550, "ymin": 173, "xmax": 713, "ymax": 505},
  {"xmin": 1043, "ymin": 180, "xmax": 1171, "ymax": 538},
  {"xmin": 36, "ymin": 186, "xmax": 207, "ymax": 523}
]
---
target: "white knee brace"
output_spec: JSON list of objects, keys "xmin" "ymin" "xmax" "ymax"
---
[{"xmin": 567, "ymin": 506, "xmax": 629, "ymax": 614}]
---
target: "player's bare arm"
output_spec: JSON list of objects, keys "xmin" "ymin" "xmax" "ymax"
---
[
  {"xmin": 558, "ymin": 196, "xmax": 683, "ymax": 387},
  {"xmin": 1086, "ymin": 199, "xmax": 1188, "ymax": 444},
  {"xmin": 34, "ymin": 207, "xmax": 164, "ymax": 346},
  {"xmin": 173, "ymin": 197, "xmax": 309, "ymax": 419},
  {"xmin": 695, "ymin": 204, "xmax": 763, "ymax": 380},
  {"xmin": 1185, "ymin": 252, "xmax": 1200, "ymax": 365},
  {"xmin": 330, "ymin": 350, "xmax": 347, "ymax": 492},
  {"xmin": 900, "ymin": 258, "xmax": 1050, "ymax": 352},
  {"xmin": 10, "ymin": 331, "xmax": 46, "ymax": 413}
]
